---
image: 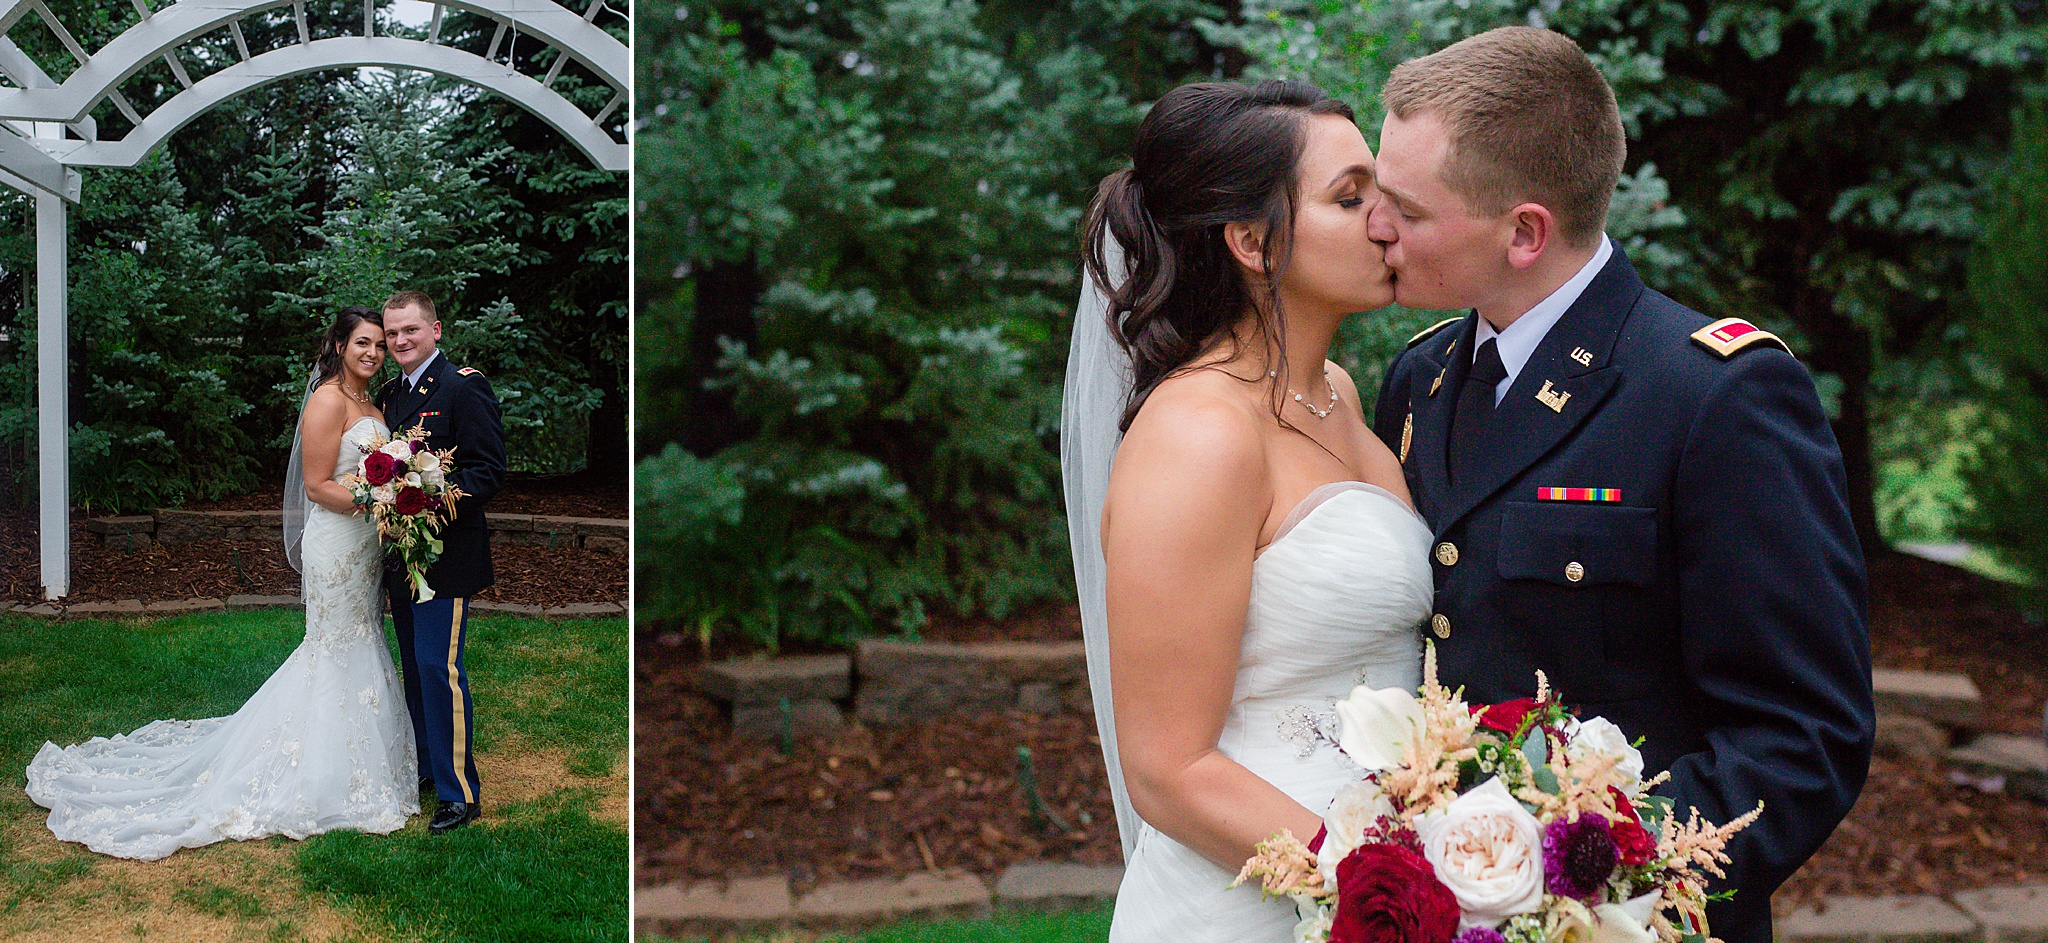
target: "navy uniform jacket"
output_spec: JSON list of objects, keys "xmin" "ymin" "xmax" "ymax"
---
[
  {"xmin": 1371, "ymin": 246, "xmax": 1873, "ymax": 943},
  {"xmin": 380, "ymin": 353, "xmax": 506, "ymax": 599}
]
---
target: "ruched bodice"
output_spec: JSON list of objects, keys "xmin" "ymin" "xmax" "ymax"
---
[{"xmin": 1110, "ymin": 482, "xmax": 1432, "ymax": 942}]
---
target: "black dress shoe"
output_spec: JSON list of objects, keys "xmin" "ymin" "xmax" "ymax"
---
[{"xmin": 429, "ymin": 801, "xmax": 479, "ymax": 833}]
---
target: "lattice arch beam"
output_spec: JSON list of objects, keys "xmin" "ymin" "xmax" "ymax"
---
[
  {"xmin": 0, "ymin": 0, "xmax": 626, "ymax": 127},
  {"xmin": 39, "ymin": 37, "xmax": 627, "ymax": 170}
]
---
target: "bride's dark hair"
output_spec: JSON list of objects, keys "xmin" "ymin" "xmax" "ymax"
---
[
  {"xmin": 1081, "ymin": 79, "xmax": 1353, "ymax": 432},
  {"xmin": 314, "ymin": 306, "xmax": 384, "ymax": 384}
]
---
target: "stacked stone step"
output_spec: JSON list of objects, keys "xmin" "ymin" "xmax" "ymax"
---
[
  {"xmin": 85, "ymin": 511, "xmax": 627, "ymax": 555},
  {"xmin": 633, "ymin": 862, "xmax": 1124, "ymax": 939},
  {"xmin": 853, "ymin": 639, "xmax": 1090, "ymax": 725},
  {"xmin": 694, "ymin": 654, "xmax": 852, "ymax": 740},
  {"xmin": 1872, "ymin": 668, "xmax": 2048, "ymax": 802}
]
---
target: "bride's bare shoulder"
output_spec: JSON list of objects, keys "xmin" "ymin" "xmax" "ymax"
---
[{"xmin": 1115, "ymin": 368, "xmax": 1269, "ymax": 487}]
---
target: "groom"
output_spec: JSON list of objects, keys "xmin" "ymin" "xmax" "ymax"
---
[
  {"xmin": 379, "ymin": 289, "xmax": 506, "ymax": 833},
  {"xmin": 1368, "ymin": 28, "xmax": 1873, "ymax": 943}
]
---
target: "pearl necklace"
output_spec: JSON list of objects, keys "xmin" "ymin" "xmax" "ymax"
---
[{"xmin": 1269, "ymin": 366, "xmax": 1339, "ymax": 419}]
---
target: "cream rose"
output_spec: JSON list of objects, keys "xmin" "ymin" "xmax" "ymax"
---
[
  {"xmin": 1565, "ymin": 717, "xmax": 1645, "ymax": 794},
  {"xmin": 378, "ymin": 440, "xmax": 413, "ymax": 461},
  {"xmin": 1333, "ymin": 685, "xmax": 1425, "ymax": 773},
  {"xmin": 370, "ymin": 483, "xmax": 397, "ymax": 504},
  {"xmin": 1316, "ymin": 778, "xmax": 1396, "ymax": 885},
  {"xmin": 1414, "ymin": 777, "xmax": 1545, "ymax": 928}
]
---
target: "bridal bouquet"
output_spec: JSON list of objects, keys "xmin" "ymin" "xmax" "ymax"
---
[
  {"xmin": 1235, "ymin": 647, "xmax": 1759, "ymax": 943},
  {"xmin": 337, "ymin": 423, "xmax": 467, "ymax": 602}
]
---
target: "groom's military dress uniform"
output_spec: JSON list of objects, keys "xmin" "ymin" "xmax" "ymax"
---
[
  {"xmin": 1373, "ymin": 242, "xmax": 1874, "ymax": 943},
  {"xmin": 380, "ymin": 352, "xmax": 505, "ymax": 807}
]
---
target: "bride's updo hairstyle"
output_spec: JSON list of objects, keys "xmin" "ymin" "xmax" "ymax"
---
[
  {"xmin": 313, "ymin": 305, "xmax": 384, "ymax": 384},
  {"xmin": 1082, "ymin": 79, "xmax": 1353, "ymax": 432}
]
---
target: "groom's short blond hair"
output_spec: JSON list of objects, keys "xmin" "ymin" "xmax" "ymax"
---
[
  {"xmin": 1382, "ymin": 26, "xmax": 1623, "ymax": 247},
  {"xmin": 384, "ymin": 289, "xmax": 436, "ymax": 318}
]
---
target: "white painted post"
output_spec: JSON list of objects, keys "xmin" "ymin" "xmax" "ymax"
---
[{"xmin": 35, "ymin": 185, "xmax": 65, "ymax": 599}]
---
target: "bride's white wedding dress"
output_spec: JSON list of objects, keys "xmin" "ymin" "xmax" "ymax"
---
[
  {"xmin": 1109, "ymin": 481, "xmax": 1433, "ymax": 943},
  {"xmin": 25, "ymin": 416, "xmax": 419, "ymax": 861}
]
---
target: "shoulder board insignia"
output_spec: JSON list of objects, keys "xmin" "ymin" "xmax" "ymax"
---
[
  {"xmin": 1691, "ymin": 318, "xmax": 1792, "ymax": 359},
  {"xmin": 457, "ymin": 367, "xmax": 482, "ymax": 377},
  {"xmin": 1406, "ymin": 316, "xmax": 1462, "ymax": 349}
]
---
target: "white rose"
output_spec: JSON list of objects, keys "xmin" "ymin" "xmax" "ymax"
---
[
  {"xmin": 1565, "ymin": 717, "xmax": 1645, "ymax": 794},
  {"xmin": 370, "ymin": 484, "xmax": 396, "ymax": 504},
  {"xmin": 1414, "ymin": 777, "xmax": 1546, "ymax": 928},
  {"xmin": 1333, "ymin": 685, "xmax": 1425, "ymax": 773},
  {"xmin": 413, "ymin": 450, "xmax": 441, "ymax": 473},
  {"xmin": 1587, "ymin": 892, "xmax": 1662, "ymax": 943},
  {"xmin": 379, "ymin": 440, "xmax": 413, "ymax": 461},
  {"xmin": 422, "ymin": 467, "xmax": 446, "ymax": 490},
  {"xmin": 1316, "ymin": 779, "xmax": 1396, "ymax": 886}
]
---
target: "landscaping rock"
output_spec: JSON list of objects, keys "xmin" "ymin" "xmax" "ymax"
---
[
  {"xmin": 582, "ymin": 535, "xmax": 626, "ymax": 554},
  {"xmin": 226, "ymin": 594, "xmax": 302, "ymax": 610},
  {"xmin": 855, "ymin": 640, "xmax": 1088, "ymax": 725},
  {"xmin": 85, "ymin": 515, "xmax": 153, "ymax": 535},
  {"xmin": 697, "ymin": 655, "xmax": 853, "ymax": 706},
  {"xmin": 470, "ymin": 601, "xmax": 544, "ymax": 616},
  {"xmin": 1953, "ymin": 885, "xmax": 2048, "ymax": 943},
  {"xmin": 571, "ymin": 517, "xmax": 627, "ymax": 537},
  {"xmin": 635, "ymin": 876, "xmax": 793, "ymax": 936},
  {"xmin": 145, "ymin": 598, "xmax": 226, "ymax": 614},
  {"xmin": 546, "ymin": 602, "xmax": 625, "ymax": 617},
  {"xmin": 65, "ymin": 599, "xmax": 145, "ymax": 616},
  {"xmin": 1949, "ymin": 735, "xmax": 2048, "ymax": 802},
  {"xmin": 1873, "ymin": 668, "xmax": 1984, "ymax": 730},
  {"xmin": 993, "ymin": 862, "xmax": 1124, "ymax": 911},
  {"xmin": 1776, "ymin": 894, "xmax": 1980, "ymax": 943},
  {"xmin": 794, "ymin": 871, "xmax": 991, "ymax": 927},
  {"xmin": 152, "ymin": 509, "xmax": 221, "ymax": 543},
  {"xmin": 1876, "ymin": 714, "xmax": 1951, "ymax": 763}
]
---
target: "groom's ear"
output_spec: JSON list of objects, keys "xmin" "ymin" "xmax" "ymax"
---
[
  {"xmin": 1223, "ymin": 220, "xmax": 1270, "ymax": 277},
  {"xmin": 1505, "ymin": 202, "xmax": 1555, "ymax": 270}
]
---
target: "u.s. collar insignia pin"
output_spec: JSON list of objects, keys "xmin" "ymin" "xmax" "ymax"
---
[
  {"xmin": 1570, "ymin": 347, "xmax": 1593, "ymax": 366},
  {"xmin": 1535, "ymin": 380, "xmax": 1571, "ymax": 413}
]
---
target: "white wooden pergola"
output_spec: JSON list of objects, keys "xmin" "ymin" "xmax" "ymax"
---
[{"xmin": 6, "ymin": 0, "xmax": 627, "ymax": 598}]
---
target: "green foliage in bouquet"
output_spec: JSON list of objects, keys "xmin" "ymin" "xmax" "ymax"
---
[{"xmin": 1957, "ymin": 106, "xmax": 2048, "ymax": 601}]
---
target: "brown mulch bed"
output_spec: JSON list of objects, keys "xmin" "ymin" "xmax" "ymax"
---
[
  {"xmin": 2, "ymin": 475, "xmax": 624, "ymax": 607},
  {"xmin": 634, "ymin": 549, "xmax": 2048, "ymax": 909}
]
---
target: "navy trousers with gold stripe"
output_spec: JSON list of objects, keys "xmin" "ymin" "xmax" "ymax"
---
[{"xmin": 392, "ymin": 595, "xmax": 480, "ymax": 804}]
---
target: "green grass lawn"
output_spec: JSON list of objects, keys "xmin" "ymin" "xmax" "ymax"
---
[
  {"xmin": 0, "ymin": 608, "xmax": 627, "ymax": 943},
  {"xmin": 647, "ymin": 906, "xmax": 1115, "ymax": 943}
]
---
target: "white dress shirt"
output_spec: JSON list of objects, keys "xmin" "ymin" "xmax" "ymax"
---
[
  {"xmin": 1474, "ymin": 234, "xmax": 1613, "ymax": 405},
  {"xmin": 402, "ymin": 349, "xmax": 442, "ymax": 392}
]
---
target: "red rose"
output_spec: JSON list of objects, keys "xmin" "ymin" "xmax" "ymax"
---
[
  {"xmin": 1607, "ymin": 786, "xmax": 1658, "ymax": 866},
  {"xmin": 1329, "ymin": 843, "xmax": 1461, "ymax": 943},
  {"xmin": 1476, "ymin": 698, "xmax": 1542, "ymax": 734},
  {"xmin": 362, "ymin": 451, "xmax": 399, "ymax": 486},
  {"xmin": 394, "ymin": 487, "xmax": 429, "ymax": 516}
]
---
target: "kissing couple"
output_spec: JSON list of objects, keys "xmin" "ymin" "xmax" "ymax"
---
[
  {"xmin": 1063, "ymin": 27, "xmax": 1874, "ymax": 943},
  {"xmin": 26, "ymin": 290, "xmax": 506, "ymax": 859}
]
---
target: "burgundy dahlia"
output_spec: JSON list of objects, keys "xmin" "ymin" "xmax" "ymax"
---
[
  {"xmin": 410, "ymin": 439, "xmax": 427, "ymax": 454},
  {"xmin": 1329, "ymin": 843, "xmax": 1460, "ymax": 943},
  {"xmin": 394, "ymin": 487, "xmax": 429, "ymax": 516},
  {"xmin": 362, "ymin": 451, "xmax": 399, "ymax": 486},
  {"xmin": 1543, "ymin": 812, "xmax": 1620, "ymax": 900}
]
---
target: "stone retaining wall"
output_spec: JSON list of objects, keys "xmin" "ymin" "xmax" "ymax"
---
[{"xmin": 86, "ymin": 510, "xmax": 625, "ymax": 554}]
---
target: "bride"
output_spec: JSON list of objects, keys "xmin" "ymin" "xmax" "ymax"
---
[
  {"xmin": 25, "ymin": 306, "xmax": 420, "ymax": 860},
  {"xmin": 1064, "ymin": 80, "xmax": 1431, "ymax": 941}
]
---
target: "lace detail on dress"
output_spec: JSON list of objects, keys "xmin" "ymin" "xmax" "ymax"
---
[{"xmin": 24, "ymin": 417, "xmax": 418, "ymax": 861}]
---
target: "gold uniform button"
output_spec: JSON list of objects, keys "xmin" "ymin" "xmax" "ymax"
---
[
  {"xmin": 1565, "ymin": 561, "xmax": 1586, "ymax": 583},
  {"xmin": 1434, "ymin": 542, "xmax": 1459, "ymax": 566},
  {"xmin": 1431, "ymin": 614, "xmax": 1452, "ymax": 639}
]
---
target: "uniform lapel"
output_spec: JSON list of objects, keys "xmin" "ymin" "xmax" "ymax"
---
[
  {"xmin": 389, "ymin": 355, "xmax": 450, "ymax": 430},
  {"xmin": 1405, "ymin": 314, "xmax": 1474, "ymax": 525},
  {"xmin": 1435, "ymin": 248, "xmax": 1643, "ymax": 535},
  {"xmin": 380, "ymin": 376, "xmax": 407, "ymax": 431}
]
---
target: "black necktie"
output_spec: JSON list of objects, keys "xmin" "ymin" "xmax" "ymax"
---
[{"xmin": 1448, "ymin": 338, "xmax": 1507, "ymax": 486}]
